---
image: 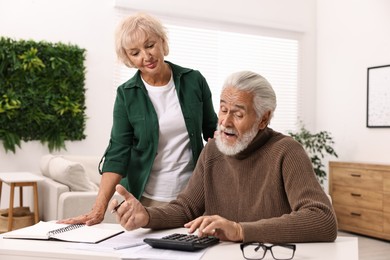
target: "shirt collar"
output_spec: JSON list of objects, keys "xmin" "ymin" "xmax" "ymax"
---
[{"xmin": 123, "ymin": 61, "xmax": 192, "ymax": 89}]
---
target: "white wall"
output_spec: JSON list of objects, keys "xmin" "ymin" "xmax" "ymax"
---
[
  {"xmin": 0, "ymin": 0, "xmax": 117, "ymax": 173},
  {"xmin": 0, "ymin": 0, "xmax": 318, "ymax": 208},
  {"xmin": 317, "ymin": 0, "xmax": 390, "ymax": 165},
  {"xmin": 0, "ymin": 0, "xmax": 117, "ymax": 209}
]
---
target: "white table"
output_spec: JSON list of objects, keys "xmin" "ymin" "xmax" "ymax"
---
[
  {"xmin": 0, "ymin": 172, "xmax": 44, "ymax": 231},
  {"xmin": 0, "ymin": 224, "xmax": 358, "ymax": 260}
]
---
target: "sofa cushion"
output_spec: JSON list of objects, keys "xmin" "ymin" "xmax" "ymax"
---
[
  {"xmin": 40, "ymin": 154, "xmax": 54, "ymax": 178},
  {"xmin": 40, "ymin": 155, "xmax": 98, "ymax": 191},
  {"xmin": 61, "ymin": 155, "xmax": 102, "ymax": 186}
]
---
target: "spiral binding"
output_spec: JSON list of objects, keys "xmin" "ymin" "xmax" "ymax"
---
[{"xmin": 47, "ymin": 223, "xmax": 85, "ymax": 237}]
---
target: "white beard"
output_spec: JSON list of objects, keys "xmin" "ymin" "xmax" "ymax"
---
[{"xmin": 215, "ymin": 123, "xmax": 259, "ymax": 156}]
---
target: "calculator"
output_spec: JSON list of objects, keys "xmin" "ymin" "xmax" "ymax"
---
[{"xmin": 143, "ymin": 233, "xmax": 220, "ymax": 251}]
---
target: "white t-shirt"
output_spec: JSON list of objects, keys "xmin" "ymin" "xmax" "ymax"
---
[{"xmin": 142, "ymin": 76, "xmax": 193, "ymax": 202}]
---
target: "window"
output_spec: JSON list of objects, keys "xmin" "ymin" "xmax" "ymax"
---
[{"xmin": 113, "ymin": 12, "xmax": 300, "ymax": 133}]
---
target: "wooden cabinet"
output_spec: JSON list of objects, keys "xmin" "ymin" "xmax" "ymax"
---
[
  {"xmin": 329, "ymin": 161, "xmax": 390, "ymax": 240},
  {"xmin": 384, "ymin": 173, "xmax": 390, "ymax": 235}
]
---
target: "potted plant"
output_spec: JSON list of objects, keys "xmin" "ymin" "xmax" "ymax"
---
[{"xmin": 288, "ymin": 125, "xmax": 338, "ymax": 186}]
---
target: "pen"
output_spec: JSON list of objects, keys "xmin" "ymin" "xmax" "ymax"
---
[
  {"xmin": 113, "ymin": 242, "xmax": 145, "ymax": 250},
  {"xmin": 111, "ymin": 200, "xmax": 125, "ymax": 214}
]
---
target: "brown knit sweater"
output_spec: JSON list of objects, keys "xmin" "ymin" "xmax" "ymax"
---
[{"xmin": 145, "ymin": 127, "xmax": 338, "ymax": 243}]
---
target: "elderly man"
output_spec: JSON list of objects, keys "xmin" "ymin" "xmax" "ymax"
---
[{"xmin": 111, "ymin": 71, "xmax": 338, "ymax": 243}]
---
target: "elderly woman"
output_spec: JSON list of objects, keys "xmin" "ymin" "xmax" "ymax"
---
[{"xmin": 61, "ymin": 12, "xmax": 217, "ymax": 225}]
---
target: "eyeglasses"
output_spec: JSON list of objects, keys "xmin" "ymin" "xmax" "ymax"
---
[{"xmin": 240, "ymin": 242, "xmax": 296, "ymax": 260}]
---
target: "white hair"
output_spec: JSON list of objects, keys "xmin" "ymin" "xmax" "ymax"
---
[{"xmin": 222, "ymin": 71, "xmax": 277, "ymax": 122}]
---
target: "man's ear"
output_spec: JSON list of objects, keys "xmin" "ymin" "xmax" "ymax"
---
[{"xmin": 258, "ymin": 111, "xmax": 271, "ymax": 130}]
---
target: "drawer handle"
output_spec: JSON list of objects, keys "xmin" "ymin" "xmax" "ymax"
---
[
  {"xmin": 350, "ymin": 212, "xmax": 361, "ymax": 217},
  {"xmin": 350, "ymin": 173, "xmax": 361, "ymax": 177},
  {"xmin": 351, "ymin": 193, "xmax": 361, "ymax": 197}
]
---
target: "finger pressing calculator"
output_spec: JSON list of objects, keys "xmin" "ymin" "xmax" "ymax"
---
[{"xmin": 143, "ymin": 233, "xmax": 220, "ymax": 251}]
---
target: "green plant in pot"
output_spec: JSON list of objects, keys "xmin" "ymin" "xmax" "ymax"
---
[{"xmin": 288, "ymin": 125, "xmax": 338, "ymax": 186}]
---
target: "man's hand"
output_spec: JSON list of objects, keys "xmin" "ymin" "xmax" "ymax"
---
[
  {"xmin": 184, "ymin": 215, "xmax": 243, "ymax": 242},
  {"xmin": 58, "ymin": 206, "xmax": 105, "ymax": 226},
  {"xmin": 109, "ymin": 184, "xmax": 149, "ymax": 230}
]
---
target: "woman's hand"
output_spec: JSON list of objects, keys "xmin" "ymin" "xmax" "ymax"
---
[
  {"xmin": 184, "ymin": 215, "xmax": 243, "ymax": 242},
  {"xmin": 58, "ymin": 206, "xmax": 105, "ymax": 226},
  {"xmin": 58, "ymin": 172, "xmax": 122, "ymax": 226}
]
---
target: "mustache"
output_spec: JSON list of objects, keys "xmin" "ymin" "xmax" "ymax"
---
[{"xmin": 218, "ymin": 125, "xmax": 237, "ymax": 135}]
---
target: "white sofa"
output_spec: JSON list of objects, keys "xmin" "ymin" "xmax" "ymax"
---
[{"xmin": 38, "ymin": 154, "xmax": 121, "ymax": 223}]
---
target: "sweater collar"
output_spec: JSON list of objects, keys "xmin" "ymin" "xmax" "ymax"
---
[{"xmin": 230, "ymin": 127, "xmax": 272, "ymax": 160}]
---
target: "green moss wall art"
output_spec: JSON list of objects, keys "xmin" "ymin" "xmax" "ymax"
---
[{"xmin": 0, "ymin": 37, "xmax": 87, "ymax": 153}]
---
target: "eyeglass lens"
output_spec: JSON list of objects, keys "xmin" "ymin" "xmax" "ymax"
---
[{"xmin": 242, "ymin": 243, "xmax": 295, "ymax": 260}]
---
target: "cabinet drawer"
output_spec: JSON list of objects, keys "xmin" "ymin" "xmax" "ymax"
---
[
  {"xmin": 384, "ymin": 173, "xmax": 390, "ymax": 192},
  {"xmin": 331, "ymin": 167, "xmax": 382, "ymax": 190},
  {"xmin": 384, "ymin": 213, "xmax": 390, "ymax": 233},
  {"xmin": 334, "ymin": 205, "xmax": 383, "ymax": 233},
  {"xmin": 332, "ymin": 185, "xmax": 382, "ymax": 211},
  {"xmin": 384, "ymin": 193, "xmax": 390, "ymax": 213}
]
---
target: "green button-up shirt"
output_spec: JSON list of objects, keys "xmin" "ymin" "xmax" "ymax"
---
[{"xmin": 100, "ymin": 61, "xmax": 218, "ymax": 199}]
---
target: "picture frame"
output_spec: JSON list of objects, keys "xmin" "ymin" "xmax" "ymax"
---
[{"xmin": 366, "ymin": 64, "xmax": 390, "ymax": 128}]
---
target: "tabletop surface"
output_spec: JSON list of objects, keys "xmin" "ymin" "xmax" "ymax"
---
[
  {"xmin": 0, "ymin": 223, "xmax": 359, "ymax": 260},
  {"xmin": 0, "ymin": 172, "xmax": 44, "ymax": 183}
]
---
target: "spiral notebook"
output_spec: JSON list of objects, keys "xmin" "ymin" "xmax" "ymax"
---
[{"xmin": 2, "ymin": 221, "xmax": 124, "ymax": 243}]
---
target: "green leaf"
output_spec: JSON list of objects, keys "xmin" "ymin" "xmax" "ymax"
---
[
  {"xmin": 288, "ymin": 123, "xmax": 338, "ymax": 185},
  {"xmin": 0, "ymin": 37, "xmax": 87, "ymax": 153}
]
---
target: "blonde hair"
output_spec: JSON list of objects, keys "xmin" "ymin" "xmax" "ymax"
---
[{"xmin": 115, "ymin": 13, "xmax": 169, "ymax": 68}]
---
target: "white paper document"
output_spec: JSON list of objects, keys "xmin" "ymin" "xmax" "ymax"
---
[
  {"xmin": 119, "ymin": 245, "xmax": 206, "ymax": 260},
  {"xmin": 69, "ymin": 230, "xmax": 155, "ymax": 252}
]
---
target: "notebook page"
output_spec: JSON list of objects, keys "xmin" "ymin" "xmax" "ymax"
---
[
  {"xmin": 2, "ymin": 221, "xmax": 68, "ymax": 240},
  {"xmin": 52, "ymin": 225, "xmax": 124, "ymax": 243}
]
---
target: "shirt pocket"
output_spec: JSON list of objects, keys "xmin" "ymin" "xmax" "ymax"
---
[{"xmin": 128, "ymin": 114, "xmax": 148, "ymax": 151}]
